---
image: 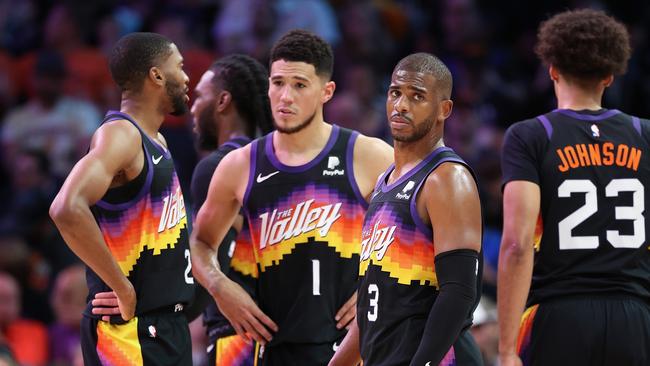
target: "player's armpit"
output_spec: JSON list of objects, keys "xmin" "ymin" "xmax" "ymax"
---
[{"xmin": 352, "ymin": 134, "xmax": 394, "ymax": 201}]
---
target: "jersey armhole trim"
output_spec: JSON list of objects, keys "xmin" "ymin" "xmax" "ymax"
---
[
  {"xmin": 537, "ymin": 115, "xmax": 553, "ymax": 140},
  {"xmin": 346, "ymin": 131, "xmax": 369, "ymax": 209},
  {"xmin": 409, "ymin": 157, "xmax": 467, "ymax": 239},
  {"xmin": 632, "ymin": 116, "xmax": 642, "ymax": 137},
  {"xmin": 95, "ymin": 139, "xmax": 153, "ymax": 211},
  {"xmin": 242, "ymin": 139, "xmax": 258, "ymax": 214}
]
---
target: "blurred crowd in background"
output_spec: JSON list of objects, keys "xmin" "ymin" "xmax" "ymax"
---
[{"xmin": 0, "ymin": 0, "xmax": 649, "ymax": 365}]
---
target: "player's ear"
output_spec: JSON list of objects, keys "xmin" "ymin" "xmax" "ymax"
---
[
  {"xmin": 321, "ymin": 80, "xmax": 336, "ymax": 104},
  {"xmin": 216, "ymin": 91, "xmax": 232, "ymax": 113},
  {"xmin": 602, "ymin": 74, "xmax": 614, "ymax": 88},
  {"xmin": 150, "ymin": 67, "xmax": 165, "ymax": 86},
  {"xmin": 440, "ymin": 99, "xmax": 453, "ymax": 119},
  {"xmin": 549, "ymin": 65, "xmax": 559, "ymax": 83}
]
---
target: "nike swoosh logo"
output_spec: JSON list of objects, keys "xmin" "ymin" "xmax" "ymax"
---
[
  {"xmin": 425, "ymin": 362, "xmax": 432, "ymax": 366},
  {"xmin": 152, "ymin": 155, "xmax": 163, "ymax": 165},
  {"xmin": 332, "ymin": 341, "xmax": 340, "ymax": 352},
  {"xmin": 256, "ymin": 171, "xmax": 279, "ymax": 183}
]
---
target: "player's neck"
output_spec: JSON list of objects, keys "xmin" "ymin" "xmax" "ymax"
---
[
  {"xmin": 217, "ymin": 108, "xmax": 248, "ymax": 146},
  {"xmin": 555, "ymin": 84, "xmax": 604, "ymax": 111},
  {"xmin": 392, "ymin": 138, "xmax": 444, "ymax": 181},
  {"xmin": 120, "ymin": 97, "xmax": 166, "ymax": 137},
  {"xmin": 272, "ymin": 119, "xmax": 332, "ymax": 165}
]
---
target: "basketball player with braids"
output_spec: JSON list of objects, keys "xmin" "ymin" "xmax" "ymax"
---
[
  {"xmin": 498, "ymin": 9, "xmax": 650, "ymax": 366},
  {"xmin": 49, "ymin": 33, "xmax": 194, "ymax": 365},
  {"xmin": 191, "ymin": 30, "xmax": 393, "ymax": 365},
  {"xmin": 330, "ymin": 53, "xmax": 483, "ymax": 366},
  {"xmin": 189, "ymin": 54, "xmax": 273, "ymax": 366}
]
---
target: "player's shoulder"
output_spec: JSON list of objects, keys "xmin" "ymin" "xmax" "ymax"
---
[
  {"xmin": 505, "ymin": 117, "xmax": 546, "ymax": 138},
  {"xmin": 352, "ymin": 133, "xmax": 394, "ymax": 163},
  {"xmin": 91, "ymin": 118, "xmax": 142, "ymax": 149}
]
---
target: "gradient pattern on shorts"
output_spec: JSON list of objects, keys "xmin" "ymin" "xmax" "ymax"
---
[
  {"xmin": 440, "ymin": 346, "xmax": 456, "ymax": 366},
  {"xmin": 247, "ymin": 183, "xmax": 365, "ymax": 272},
  {"xmin": 517, "ymin": 304, "xmax": 539, "ymax": 366},
  {"xmin": 215, "ymin": 334, "xmax": 254, "ymax": 366},
  {"xmin": 231, "ymin": 225, "xmax": 258, "ymax": 278},
  {"xmin": 96, "ymin": 318, "xmax": 143, "ymax": 366},
  {"xmin": 360, "ymin": 202, "xmax": 437, "ymax": 287},
  {"xmin": 95, "ymin": 173, "xmax": 187, "ymax": 275}
]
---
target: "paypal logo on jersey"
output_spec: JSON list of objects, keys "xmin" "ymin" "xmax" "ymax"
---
[
  {"xmin": 323, "ymin": 156, "xmax": 345, "ymax": 176},
  {"xmin": 396, "ymin": 180, "xmax": 416, "ymax": 200}
]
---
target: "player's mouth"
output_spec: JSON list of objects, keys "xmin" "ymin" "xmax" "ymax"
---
[{"xmin": 277, "ymin": 107, "xmax": 296, "ymax": 117}]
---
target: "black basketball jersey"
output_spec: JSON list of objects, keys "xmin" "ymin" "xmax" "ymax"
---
[
  {"xmin": 502, "ymin": 108, "xmax": 650, "ymax": 306},
  {"xmin": 357, "ymin": 147, "xmax": 482, "ymax": 366},
  {"xmin": 85, "ymin": 111, "xmax": 194, "ymax": 317},
  {"xmin": 243, "ymin": 125, "xmax": 367, "ymax": 345}
]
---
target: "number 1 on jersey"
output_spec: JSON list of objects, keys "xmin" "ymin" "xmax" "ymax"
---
[{"xmin": 312, "ymin": 259, "xmax": 321, "ymax": 295}]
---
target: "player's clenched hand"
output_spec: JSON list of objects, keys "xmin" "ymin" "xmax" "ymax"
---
[
  {"xmin": 499, "ymin": 353, "xmax": 523, "ymax": 366},
  {"xmin": 214, "ymin": 277, "xmax": 278, "ymax": 344},
  {"xmin": 335, "ymin": 292, "xmax": 357, "ymax": 330},
  {"xmin": 92, "ymin": 284, "xmax": 136, "ymax": 322}
]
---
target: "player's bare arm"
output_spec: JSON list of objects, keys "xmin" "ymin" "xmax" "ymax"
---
[
  {"xmin": 353, "ymin": 134, "xmax": 394, "ymax": 200},
  {"xmin": 191, "ymin": 145, "xmax": 278, "ymax": 344},
  {"xmin": 409, "ymin": 161, "xmax": 481, "ymax": 365},
  {"xmin": 49, "ymin": 120, "xmax": 143, "ymax": 321},
  {"xmin": 497, "ymin": 181, "xmax": 540, "ymax": 366}
]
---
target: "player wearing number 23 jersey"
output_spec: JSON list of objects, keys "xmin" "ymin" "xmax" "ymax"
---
[{"xmin": 499, "ymin": 9, "xmax": 650, "ymax": 366}]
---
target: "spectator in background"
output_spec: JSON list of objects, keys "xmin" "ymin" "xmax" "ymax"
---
[
  {"xmin": 0, "ymin": 272, "xmax": 48, "ymax": 366},
  {"xmin": 1, "ymin": 50, "xmax": 100, "ymax": 179},
  {"xmin": 49, "ymin": 265, "xmax": 87, "ymax": 366}
]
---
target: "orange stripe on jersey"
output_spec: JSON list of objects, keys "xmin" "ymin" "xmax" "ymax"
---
[
  {"xmin": 231, "ymin": 227, "xmax": 259, "ymax": 278},
  {"xmin": 250, "ymin": 193, "xmax": 365, "ymax": 272}
]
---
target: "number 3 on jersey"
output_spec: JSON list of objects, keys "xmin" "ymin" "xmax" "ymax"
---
[
  {"xmin": 558, "ymin": 178, "xmax": 645, "ymax": 249},
  {"xmin": 368, "ymin": 284, "xmax": 379, "ymax": 321}
]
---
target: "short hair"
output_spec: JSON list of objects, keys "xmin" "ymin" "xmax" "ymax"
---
[
  {"xmin": 109, "ymin": 32, "xmax": 174, "ymax": 92},
  {"xmin": 210, "ymin": 54, "xmax": 274, "ymax": 137},
  {"xmin": 535, "ymin": 9, "xmax": 631, "ymax": 80},
  {"xmin": 269, "ymin": 29, "xmax": 334, "ymax": 79},
  {"xmin": 394, "ymin": 53, "xmax": 453, "ymax": 99}
]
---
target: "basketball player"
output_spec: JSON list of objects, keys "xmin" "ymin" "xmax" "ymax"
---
[
  {"xmin": 190, "ymin": 54, "xmax": 273, "ymax": 366},
  {"xmin": 498, "ymin": 9, "xmax": 650, "ymax": 366},
  {"xmin": 330, "ymin": 53, "xmax": 483, "ymax": 366},
  {"xmin": 49, "ymin": 32, "xmax": 194, "ymax": 365},
  {"xmin": 191, "ymin": 29, "xmax": 393, "ymax": 365}
]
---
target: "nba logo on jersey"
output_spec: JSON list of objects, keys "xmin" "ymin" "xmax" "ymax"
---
[
  {"xmin": 396, "ymin": 181, "xmax": 415, "ymax": 200},
  {"xmin": 323, "ymin": 156, "xmax": 345, "ymax": 176},
  {"xmin": 591, "ymin": 124, "xmax": 600, "ymax": 137}
]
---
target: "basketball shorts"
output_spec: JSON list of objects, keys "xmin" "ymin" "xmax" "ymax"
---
[
  {"xmin": 207, "ymin": 334, "xmax": 255, "ymax": 366},
  {"xmin": 80, "ymin": 311, "xmax": 191, "ymax": 366},
  {"xmin": 254, "ymin": 339, "xmax": 343, "ymax": 366},
  {"xmin": 517, "ymin": 296, "xmax": 650, "ymax": 366}
]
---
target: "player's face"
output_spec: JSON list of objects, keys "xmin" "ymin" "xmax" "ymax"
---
[
  {"xmin": 386, "ymin": 69, "xmax": 449, "ymax": 143},
  {"xmin": 268, "ymin": 59, "xmax": 334, "ymax": 134},
  {"xmin": 191, "ymin": 70, "xmax": 219, "ymax": 149},
  {"xmin": 160, "ymin": 43, "xmax": 190, "ymax": 116}
]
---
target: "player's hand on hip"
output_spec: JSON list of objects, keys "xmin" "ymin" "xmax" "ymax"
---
[
  {"xmin": 92, "ymin": 283, "xmax": 136, "ymax": 322},
  {"xmin": 499, "ymin": 352, "xmax": 523, "ymax": 366},
  {"xmin": 335, "ymin": 292, "xmax": 357, "ymax": 330},
  {"xmin": 214, "ymin": 278, "xmax": 278, "ymax": 345}
]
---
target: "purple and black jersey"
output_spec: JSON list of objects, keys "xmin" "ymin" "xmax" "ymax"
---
[
  {"xmin": 242, "ymin": 125, "xmax": 367, "ymax": 345},
  {"xmin": 502, "ymin": 108, "xmax": 650, "ymax": 306},
  {"xmin": 85, "ymin": 111, "xmax": 194, "ymax": 318},
  {"xmin": 357, "ymin": 146, "xmax": 482, "ymax": 365}
]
